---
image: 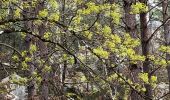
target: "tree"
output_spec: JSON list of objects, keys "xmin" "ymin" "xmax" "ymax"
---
[
  {"xmin": 162, "ymin": 0, "xmax": 170, "ymax": 98},
  {"xmin": 139, "ymin": 0, "xmax": 153, "ymax": 99},
  {"xmin": 123, "ymin": 0, "xmax": 142, "ymax": 99},
  {"xmin": 0, "ymin": 0, "xmax": 170, "ymax": 100}
]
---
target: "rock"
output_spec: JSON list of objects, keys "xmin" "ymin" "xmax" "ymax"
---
[{"xmin": 0, "ymin": 74, "xmax": 27, "ymax": 100}]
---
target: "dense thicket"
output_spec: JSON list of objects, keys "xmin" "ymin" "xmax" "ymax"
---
[{"xmin": 0, "ymin": 0, "xmax": 170, "ymax": 100}]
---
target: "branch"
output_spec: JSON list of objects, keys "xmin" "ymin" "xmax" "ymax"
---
[
  {"xmin": 71, "ymin": 31, "xmax": 151, "ymax": 100},
  {"xmin": 156, "ymin": 92, "xmax": 170, "ymax": 100},
  {"xmin": 146, "ymin": 0, "xmax": 164, "ymax": 14},
  {"xmin": 0, "ymin": 17, "xmax": 152, "ymax": 100},
  {"xmin": 1, "ymin": 27, "xmax": 149, "ymax": 99},
  {"xmin": 147, "ymin": 16, "xmax": 170, "ymax": 43},
  {"xmin": 0, "ymin": 43, "xmax": 22, "ymax": 57},
  {"xmin": 0, "ymin": 17, "xmax": 67, "ymax": 30}
]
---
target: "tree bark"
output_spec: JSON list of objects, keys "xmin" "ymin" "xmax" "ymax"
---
[
  {"xmin": 22, "ymin": 0, "xmax": 36, "ymax": 99},
  {"xmin": 162, "ymin": 0, "xmax": 170, "ymax": 96},
  {"xmin": 123, "ymin": 0, "xmax": 142, "ymax": 99},
  {"xmin": 139, "ymin": 0, "xmax": 153, "ymax": 99},
  {"xmin": 35, "ymin": 1, "xmax": 49, "ymax": 100}
]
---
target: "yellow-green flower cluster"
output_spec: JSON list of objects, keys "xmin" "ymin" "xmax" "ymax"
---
[
  {"xmin": 139, "ymin": 73, "xmax": 149, "ymax": 84},
  {"xmin": 93, "ymin": 47, "xmax": 110, "ymax": 59},
  {"xmin": 131, "ymin": 2, "xmax": 148, "ymax": 14},
  {"xmin": 159, "ymin": 45, "xmax": 170, "ymax": 53}
]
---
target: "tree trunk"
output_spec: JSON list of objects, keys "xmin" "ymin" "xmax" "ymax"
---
[
  {"xmin": 162, "ymin": 0, "xmax": 170, "ymax": 96},
  {"xmin": 123, "ymin": 0, "xmax": 142, "ymax": 99},
  {"xmin": 35, "ymin": 1, "xmax": 49, "ymax": 100},
  {"xmin": 22, "ymin": 0, "xmax": 36, "ymax": 99},
  {"xmin": 38, "ymin": 24, "xmax": 49, "ymax": 100},
  {"xmin": 139, "ymin": 0, "xmax": 153, "ymax": 99}
]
